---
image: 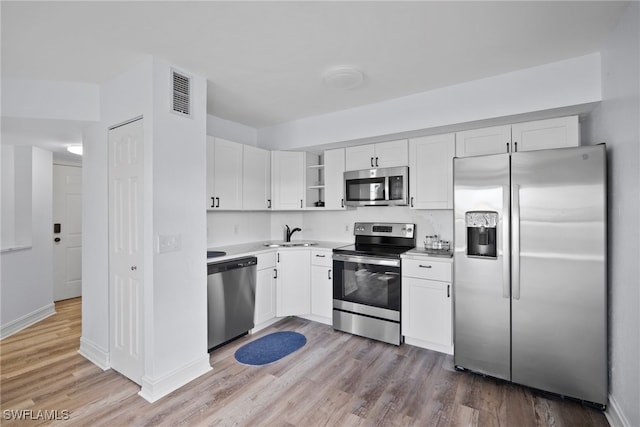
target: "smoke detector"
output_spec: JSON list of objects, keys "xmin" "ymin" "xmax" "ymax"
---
[{"xmin": 323, "ymin": 66, "xmax": 364, "ymax": 90}]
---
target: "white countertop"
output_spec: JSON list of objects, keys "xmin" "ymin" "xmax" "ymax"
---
[
  {"xmin": 207, "ymin": 240, "xmax": 350, "ymax": 263},
  {"xmin": 402, "ymin": 248, "xmax": 454, "ymax": 263},
  {"xmin": 207, "ymin": 241, "xmax": 454, "ymax": 263}
]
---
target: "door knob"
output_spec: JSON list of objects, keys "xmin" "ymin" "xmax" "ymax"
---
[
  {"xmin": 54, "ymin": 237, "xmax": 61, "ymax": 243},
  {"xmin": 131, "ymin": 266, "xmax": 137, "ymax": 271}
]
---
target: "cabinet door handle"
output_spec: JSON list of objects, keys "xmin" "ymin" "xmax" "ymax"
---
[
  {"xmin": 300, "ymin": 199, "xmax": 303, "ymax": 209},
  {"xmin": 514, "ymin": 142, "xmax": 518, "ymax": 152},
  {"xmin": 328, "ymin": 269, "xmax": 332, "ymax": 280},
  {"xmin": 419, "ymin": 264, "xmax": 432, "ymax": 269},
  {"xmin": 315, "ymin": 254, "xmax": 326, "ymax": 258},
  {"xmin": 341, "ymin": 198, "xmax": 344, "ymax": 208},
  {"xmin": 215, "ymin": 197, "xmax": 220, "ymax": 208},
  {"xmin": 410, "ymin": 196, "xmax": 414, "ymax": 208},
  {"xmin": 277, "ymin": 253, "xmax": 280, "ymax": 263},
  {"xmin": 447, "ymin": 284, "xmax": 450, "ymax": 298},
  {"xmin": 375, "ymin": 157, "xmax": 379, "ymax": 167},
  {"xmin": 267, "ymin": 199, "xmax": 271, "ymax": 209},
  {"xmin": 273, "ymin": 268, "xmax": 278, "ymax": 279},
  {"xmin": 506, "ymin": 142, "xmax": 510, "ymax": 153},
  {"xmin": 370, "ymin": 157, "xmax": 374, "ymax": 168},
  {"xmin": 211, "ymin": 197, "xmax": 215, "ymax": 208}
]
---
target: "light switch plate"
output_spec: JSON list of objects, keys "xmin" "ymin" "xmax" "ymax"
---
[{"xmin": 157, "ymin": 234, "xmax": 181, "ymax": 253}]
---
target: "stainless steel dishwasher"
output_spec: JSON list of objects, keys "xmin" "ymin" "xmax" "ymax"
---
[{"xmin": 207, "ymin": 256, "xmax": 257, "ymax": 350}]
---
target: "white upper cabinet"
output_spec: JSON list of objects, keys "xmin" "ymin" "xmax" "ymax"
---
[
  {"xmin": 243, "ymin": 145, "xmax": 271, "ymax": 210},
  {"xmin": 207, "ymin": 136, "xmax": 243, "ymax": 210},
  {"xmin": 345, "ymin": 139, "xmax": 408, "ymax": 170},
  {"xmin": 455, "ymin": 125, "xmax": 512, "ymax": 158},
  {"xmin": 455, "ymin": 116, "xmax": 579, "ymax": 157},
  {"xmin": 409, "ymin": 133, "xmax": 455, "ymax": 210},
  {"xmin": 323, "ymin": 148, "xmax": 345, "ymax": 210},
  {"xmin": 511, "ymin": 116, "xmax": 579, "ymax": 152},
  {"xmin": 271, "ymin": 151, "xmax": 305, "ymax": 210}
]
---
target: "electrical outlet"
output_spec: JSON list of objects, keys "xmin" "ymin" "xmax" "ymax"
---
[
  {"xmin": 234, "ymin": 225, "xmax": 239, "ymax": 235},
  {"xmin": 345, "ymin": 224, "xmax": 350, "ymax": 232},
  {"xmin": 157, "ymin": 234, "xmax": 181, "ymax": 253}
]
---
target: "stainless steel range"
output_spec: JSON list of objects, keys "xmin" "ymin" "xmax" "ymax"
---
[{"xmin": 332, "ymin": 222, "xmax": 416, "ymax": 345}]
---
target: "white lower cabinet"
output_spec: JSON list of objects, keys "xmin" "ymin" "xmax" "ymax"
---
[
  {"xmin": 401, "ymin": 257, "xmax": 453, "ymax": 354},
  {"xmin": 309, "ymin": 249, "xmax": 333, "ymax": 324},
  {"xmin": 254, "ymin": 252, "xmax": 277, "ymax": 331},
  {"xmin": 275, "ymin": 249, "xmax": 311, "ymax": 316}
]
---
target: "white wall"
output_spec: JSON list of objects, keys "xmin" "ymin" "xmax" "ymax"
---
[
  {"xmin": 2, "ymin": 79, "xmax": 99, "ymax": 121},
  {"xmin": 207, "ymin": 114, "xmax": 257, "ymax": 146},
  {"xmin": 143, "ymin": 58, "xmax": 210, "ymax": 400},
  {"xmin": 206, "ymin": 208, "xmax": 452, "ymax": 250},
  {"xmin": 583, "ymin": 3, "xmax": 639, "ymax": 426},
  {"xmin": 258, "ymin": 53, "xmax": 601, "ymax": 150},
  {"xmin": 207, "ymin": 211, "xmax": 271, "ymax": 247},
  {"xmin": 0, "ymin": 147, "xmax": 54, "ymax": 338}
]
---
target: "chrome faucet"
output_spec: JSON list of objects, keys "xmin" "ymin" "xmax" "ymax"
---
[{"xmin": 285, "ymin": 225, "xmax": 302, "ymax": 242}]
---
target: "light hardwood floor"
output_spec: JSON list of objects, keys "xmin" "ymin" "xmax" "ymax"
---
[{"xmin": 1, "ymin": 298, "xmax": 608, "ymax": 426}]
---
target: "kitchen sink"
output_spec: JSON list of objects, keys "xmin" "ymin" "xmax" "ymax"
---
[{"xmin": 263, "ymin": 241, "xmax": 317, "ymax": 247}]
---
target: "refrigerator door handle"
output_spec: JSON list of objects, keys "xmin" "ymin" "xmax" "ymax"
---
[
  {"xmin": 502, "ymin": 185, "xmax": 511, "ymax": 299},
  {"xmin": 512, "ymin": 184, "xmax": 521, "ymax": 300}
]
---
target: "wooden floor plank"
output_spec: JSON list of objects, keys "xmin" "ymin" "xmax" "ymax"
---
[{"xmin": 0, "ymin": 298, "xmax": 609, "ymax": 426}]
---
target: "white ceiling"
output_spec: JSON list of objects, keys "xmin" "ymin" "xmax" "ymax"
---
[{"xmin": 0, "ymin": 1, "xmax": 629, "ymax": 156}]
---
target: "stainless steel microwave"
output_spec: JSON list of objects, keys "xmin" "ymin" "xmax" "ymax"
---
[{"xmin": 344, "ymin": 166, "xmax": 409, "ymax": 207}]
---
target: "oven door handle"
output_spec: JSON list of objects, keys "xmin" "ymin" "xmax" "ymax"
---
[{"xmin": 332, "ymin": 253, "xmax": 401, "ymax": 267}]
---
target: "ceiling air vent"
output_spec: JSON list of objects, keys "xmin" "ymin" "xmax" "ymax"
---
[{"xmin": 171, "ymin": 70, "xmax": 191, "ymax": 117}]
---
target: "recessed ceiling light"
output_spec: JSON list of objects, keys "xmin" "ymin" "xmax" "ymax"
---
[
  {"xmin": 323, "ymin": 66, "xmax": 364, "ymax": 90},
  {"xmin": 67, "ymin": 145, "xmax": 83, "ymax": 156}
]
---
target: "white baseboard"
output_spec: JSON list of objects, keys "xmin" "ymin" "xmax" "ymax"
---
[
  {"xmin": 0, "ymin": 303, "xmax": 55, "ymax": 339},
  {"xmin": 404, "ymin": 336, "xmax": 454, "ymax": 355},
  {"xmin": 606, "ymin": 394, "xmax": 632, "ymax": 427},
  {"xmin": 138, "ymin": 354, "xmax": 212, "ymax": 403},
  {"xmin": 78, "ymin": 336, "xmax": 110, "ymax": 370},
  {"xmin": 251, "ymin": 317, "xmax": 282, "ymax": 333},
  {"xmin": 300, "ymin": 314, "xmax": 332, "ymax": 326}
]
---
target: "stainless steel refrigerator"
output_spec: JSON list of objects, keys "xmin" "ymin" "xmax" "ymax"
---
[{"xmin": 453, "ymin": 144, "xmax": 607, "ymax": 408}]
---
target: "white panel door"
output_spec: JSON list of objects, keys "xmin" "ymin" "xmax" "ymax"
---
[
  {"xmin": 109, "ymin": 119, "xmax": 144, "ymax": 385},
  {"xmin": 271, "ymin": 151, "xmax": 305, "ymax": 210},
  {"xmin": 243, "ymin": 145, "xmax": 271, "ymax": 210},
  {"xmin": 511, "ymin": 116, "xmax": 579, "ymax": 152},
  {"xmin": 345, "ymin": 144, "xmax": 376, "ymax": 171},
  {"xmin": 276, "ymin": 250, "xmax": 310, "ymax": 316},
  {"xmin": 374, "ymin": 140, "xmax": 408, "ymax": 168},
  {"xmin": 53, "ymin": 164, "xmax": 82, "ymax": 301},
  {"xmin": 409, "ymin": 134, "xmax": 455, "ymax": 209},
  {"xmin": 323, "ymin": 148, "xmax": 345, "ymax": 209},
  {"xmin": 212, "ymin": 138, "xmax": 243, "ymax": 210},
  {"xmin": 455, "ymin": 125, "xmax": 512, "ymax": 157}
]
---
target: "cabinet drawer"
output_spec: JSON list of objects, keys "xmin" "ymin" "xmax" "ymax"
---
[
  {"xmin": 257, "ymin": 251, "xmax": 276, "ymax": 269},
  {"xmin": 402, "ymin": 258, "xmax": 451, "ymax": 281},
  {"xmin": 311, "ymin": 249, "xmax": 332, "ymax": 267}
]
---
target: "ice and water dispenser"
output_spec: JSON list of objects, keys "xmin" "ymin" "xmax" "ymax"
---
[{"xmin": 465, "ymin": 211, "xmax": 498, "ymax": 258}]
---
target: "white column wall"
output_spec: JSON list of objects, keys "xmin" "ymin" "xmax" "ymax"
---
[
  {"xmin": 139, "ymin": 58, "xmax": 210, "ymax": 401},
  {"xmin": 583, "ymin": 3, "xmax": 640, "ymax": 426}
]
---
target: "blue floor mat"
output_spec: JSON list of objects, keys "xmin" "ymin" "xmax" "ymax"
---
[{"xmin": 234, "ymin": 331, "xmax": 307, "ymax": 366}]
